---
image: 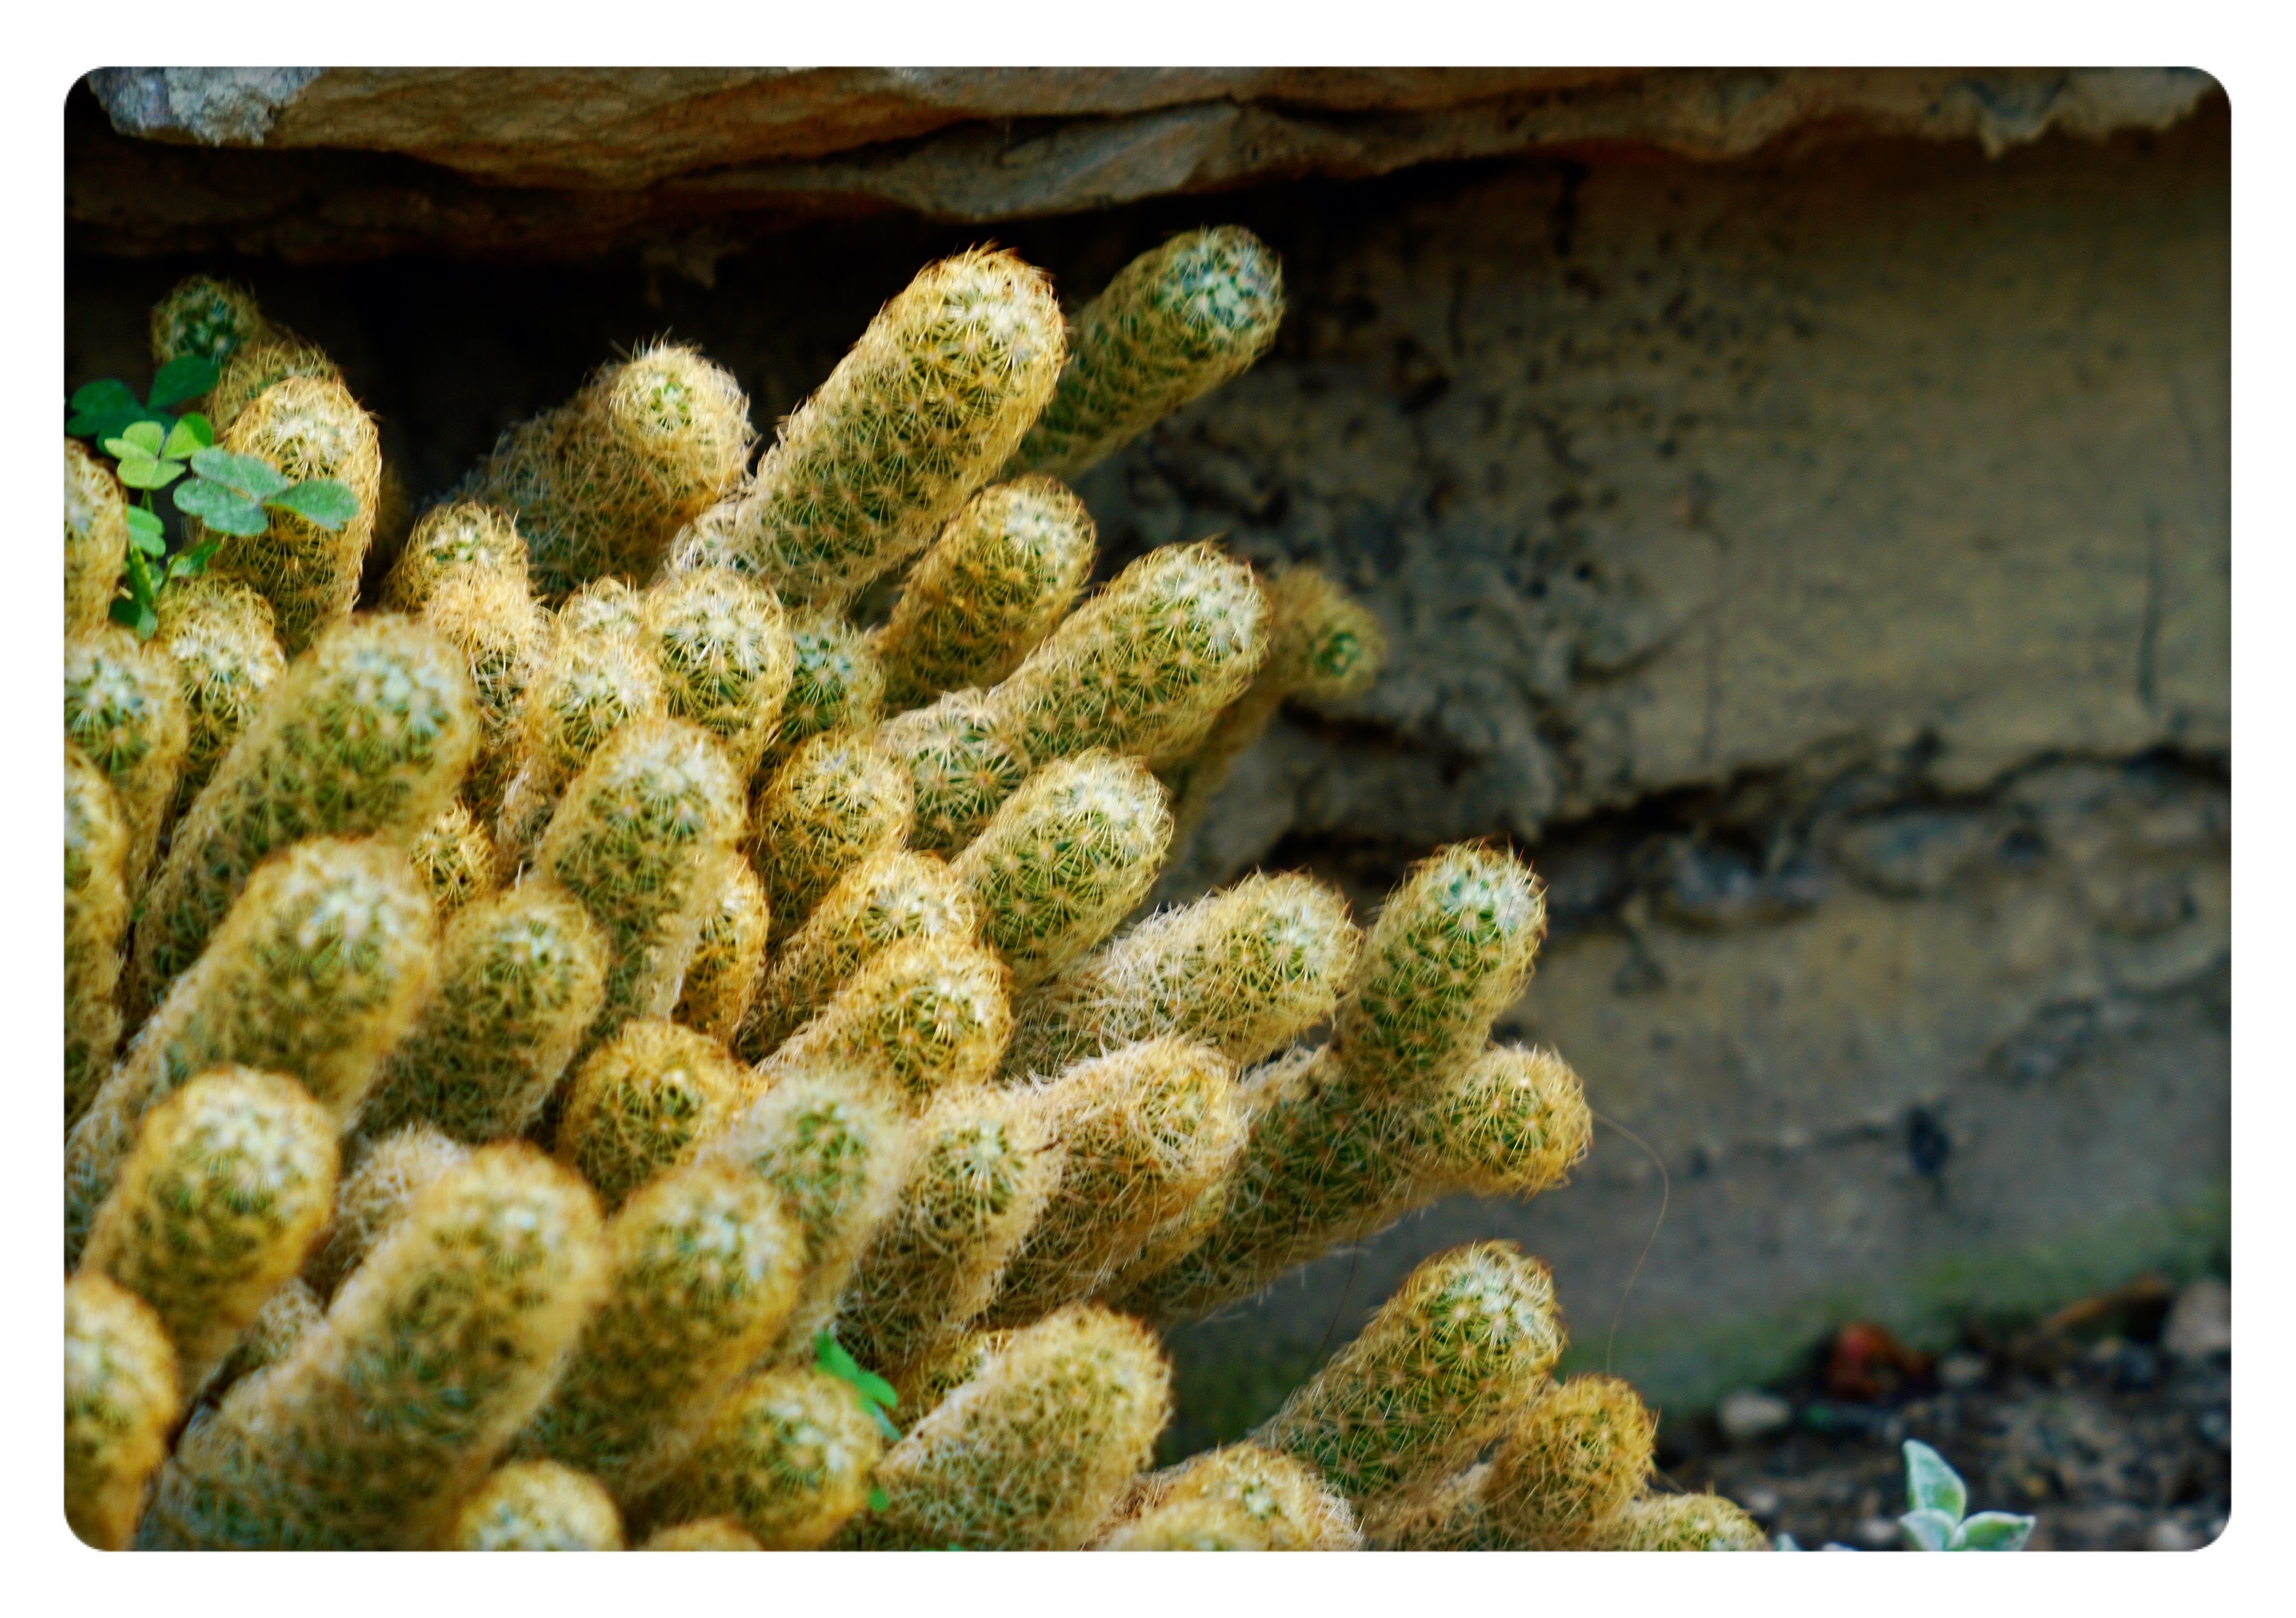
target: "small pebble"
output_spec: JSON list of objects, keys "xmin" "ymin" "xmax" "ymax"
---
[
  {"xmin": 1740, "ymin": 1486, "xmax": 1782, "ymax": 1521},
  {"xmin": 2146, "ymin": 1518, "xmax": 2197, "ymax": 1552},
  {"xmin": 2161, "ymin": 1278, "xmax": 2232, "ymax": 1360},
  {"xmin": 1718, "ymin": 1388, "xmax": 1795, "ymax": 1443},
  {"xmin": 1856, "ymin": 1515, "xmax": 1901, "ymax": 1549},
  {"xmin": 1937, "ymin": 1351, "xmax": 1990, "ymax": 1389},
  {"xmin": 2196, "ymin": 1408, "xmax": 2231, "ymax": 1450}
]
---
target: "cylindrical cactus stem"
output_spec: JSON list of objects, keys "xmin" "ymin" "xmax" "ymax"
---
[
  {"xmin": 303, "ymin": 1124, "xmax": 470, "ymax": 1299},
  {"xmin": 553, "ymin": 1020, "xmax": 751, "ymax": 1211},
  {"xmin": 79, "ymin": 1065, "xmax": 340, "ymax": 1393},
  {"xmin": 845, "ymin": 1303, "xmax": 1171, "ymax": 1551},
  {"xmin": 130, "ymin": 615, "xmax": 476, "ymax": 1007},
  {"xmin": 137, "ymin": 1144, "xmax": 610, "ymax": 1551},
  {"xmin": 739, "ymin": 849, "xmax": 979, "ymax": 1063},
  {"xmin": 675, "ymin": 855, "xmax": 773, "ymax": 1043},
  {"xmin": 520, "ymin": 1162, "xmax": 804, "ymax": 1499},
  {"xmin": 64, "ymin": 1273, "xmax": 181, "ymax": 1551},
  {"xmin": 643, "ymin": 566, "xmax": 796, "ymax": 781},
  {"xmin": 643, "ymin": 1516, "xmax": 762, "ymax": 1550},
  {"xmin": 1003, "ymin": 871, "xmax": 1361, "ymax": 1082},
  {"xmin": 833, "ymin": 1085, "xmax": 1063, "ymax": 1378},
  {"xmin": 646, "ymin": 1368, "xmax": 886, "ymax": 1549},
  {"xmin": 748, "ymin": 730, "xmax": 914, "ymax": 943},
  {"xmin": 1586, "ymin": 1491, "xmax": 1771, "ymax": 1551},
  {"xmin": 1405, "ymin": 1043, "xmax": 1591, "ymax": 1201},
  {"xmin": 1251, "ymin": 1242, "xmax": 1564, "ymax": 1507},
  {"xmin": 380, "ymin": 500, "xmax": 530, "ymax": 612},
  {"xmin": 494, "ymin": 612, "xmax": 667, "ymax": 859},
  {"xmin": 672, "ymin": 248, "xmax": 1065, "ymax": 610},
  {"xmin": 65, "ymin": 439, "xmax": 128, "ymax": 635},
  {"xmin": 65, "ymin": 623, "xmax": 188, "ymax": 893},
  {"xmin": 984, "ymin": 1038, "xmax": 1240, "ymax": 1326},
  {"xmin": 352, "ymin": 882, "xmax": 608, "ymax": 1149},
  {"xmin": 559, "ymin": 576, "xmax": 647, "ymax": 640},
  {"xmin": 687, "ymin": 1064, "xmax": 913, "ymax": 1354},
  {"xmin": 407, "ymin": 799, "xmax": 500, "ymax": 921},
  {"xmin": 149, "ymin": 273, "xmax": 269, "ymax": 368},
  {"xmin": 872, "ymin": 476, "xmax": 1097, "ymax": 709},
  {"xmin": 201, "ymin": 375, "xmax": 382, "ymax": 653},
  {"xmin": 422, "ymin": 563, "xmax": 552, "ymax": 822},
  {"xmin": 152, "ymin": 576, "xmax": 287, "ymax": 822},
  {"xmin": 69, "ymin": 838, "xmax": 436, "ymax": 1267},
  {"xmin": 210, "ymin": 1275, "xmax": 326, "ymax": 1394},
  {"xmin": 533, "ymin": 716, "xmax": 747, "ymax": 1045},
  {"xmin": 1008, "ymin": 225, "xmax": 1285, "ymax": 482},
  {"xmin": 761, "ymin": 609, "xmax": 885, "ymax": 777},
  {"xmin": 872, "ymin": 688, "xmax": 1032, "ymax": 853},
  {"xmin": 66, "ymin": 747, "xmax": 131, "ymax": 1130},
  {"xmin": 1163, "ymin": 566, "xmax": 1387, "ymax": 843},
  {"xmin": 953, "ymin": 751, "xmax": 1173, "ymax": 993},
  {"xmin": 983, "ymin": 541, "xmax": 1269, "ymax": 773},
  {"xmin": 759, "ymin": 938, "xmax": 1012, "ymax": 1112},
  {"xmin": 204, "ymin": 330, "xmax": 345, "ymax": 435},
  {"xmin": 461, "ymin": 342, "xmax": 753, "ymax": 602},
  {"xmin": 1093, "ymin": 1442, "xmax": 1361, "ymax": 1552},
  {"xmin": 440, "ymin": 1460, "xmax": 625, "ymax": 1551},
  {"xmin": 1357, "ymin": 1461, "xmax": 1497, "ymax": 1550},
  {"xmin": 1480, "ymin": 1374, "xmax": 1658, "ymax": 1549}
]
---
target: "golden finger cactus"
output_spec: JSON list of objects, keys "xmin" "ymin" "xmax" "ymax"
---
[
  {"xmin": 759, "ymin": 937, "xmax": 1012, "ymax": 1111},
  {"xmin": 131, "ymin": 615, "xmax": 476, "ymax": 1006},
  {"xmin": 643, "ymin": 566, "xmax": 795, "ymax": 781},
  {"xmin": 677, "ymin": 248, "xmax": 1064, "ymax": 609},
  {"xmin": 643, "ymin": 1517, "xmax": 762, "ymax": 1550},
  {"xmin": 521, "ymin": 1162, "xmax": 804, "ymax": 1497},
  {"xmin": 649, "ymin": 1368, "xmax": 885, "ymax": 1549},
  {"xmin": 688, "ymin": 1064, "xmax": 912, "ymax": 1354},
  {"xmin": 64, "ymin": 1273, "xmax": 181, "ymax": 1551},
  {"xmin": 1003, "ymin": 871, "xmax": 1360, "ymax": 1081},
  {"xmin": 847, "ymin": 1303, "xmax": 1170, "ymax": 1551},
  {"xmin": 873, "ymin": 687, "xmax": 1031, "ymax": 854},
  {"xmin": 834, "ymin": 1085, "xmax": 1062, "ymax": 1377},
  {"xmin": 749, "ymin": 730, "xmax": 914, "ymax": 942},
  {"xmin": 205, "ymin": 330, "xmax": 344, "ymax": 436},
  {"xmin": 381, "ymin": 500, "xmax": 529, "ymax": 611},
  {"xmin": 66, "ymin": 747, "xmax": 131, "ymax": 1128},
  {"xmin": 210, "ymin": 1275, "xmax": 325, "ymax": 1392},
  {"xmin": 463, "ymin": 343, "xmax": 753, "ymax": 602},
  {"xmin": 675, "ymin": 855, "xmax": 773, "ymax": 1043},
  {"xmin": 1484, "ymin": 1375, "xmax": 1657, "ymax": 1548},
  {"xmin": 1164, "ymin": 566, "xmax": 1385, "ymax": 843},
  {"xmin": 1251, "ymin": 1243, "xmax": 1563, "ymax": 1506},
  {"xmin": 66, "ymin": 438, "xmax": 128, "ymax": 635},
  {"xmin": 740, "ymin": 849, "xmax": 978, "ymax": 1062},
  {"xmin": 873, "ymin": 476, "xmax": 1096, "ymax": 709},
  {"xmin": 422, "ymin": 563, "xmax": 553, "ymax": 822},
  {"xmin": 1095, "ymin": 1442, "xmax": 1359, "ymax": 1552},
  {"xmin": 1009, "ymin": 225, "xmax": 1284, "ymax": 482},
  {"xmin": 202, "ymin": 375, "xmax": 381, "ymax": 652},
  {"xmin": 1586, "ymin": 1491, "xmax": 1771, "ymax": 1552},
  {"xmin": 149, "ymin": 273, "xmax": 268, "ymax": 369},
  {"xmin": 65, "ymin": 623, "xmax": 188, "ymax": 891},
  {"xmin": 986, "ymin": 1038, "xmax": 1240, "ymax": 1327},
  {"xmin": 152, "ymin": 576, "xmax": 287, "ymax": 820},
  {"xmin": 408, "ymin": 800, "xmax": 500, "ymax": 920},
  {"xmin": 441, "ymin": 1460, "xmax": 625, "ymax": 1551},
  {"xmin": 496, "ymin": 613, "xmax": 667, "ymax": 858},
  {"xmin": 1408, "ymin": 1043, "xmax": 1591, "ymax": 1200},
  {"xmin": 534, "ymin": 717, "xmax": 747, "ymax": 1043},
  {"xmin": 303, "ymin": 1124, "xmax": 470, "ymax": 1298},
  {"xmin": 138, "ymin": 1145, "xmax": 609, "ymax": 1550},
  {"xmin": 353, "ymin": 883, "xmax": 609, "ymax": 1148},
  {"xmin": 764, "ymin": 609, "xmax": 885, "ymax": 773},
  {"xmin": 987, "ymin": 540, "xmax": 1269, "ymax": 771},
  {"xmin": 953, "ymin": 751, "xmax": 1173, "ymax": 992},
  {"xmin": 80, "ymin": 1066, "xmax": 339, "ymax": 1393},
  {"xmin": 69, "ymin": 838, "xmax": 436, "ymax": 1267},
  {"xmin": 555, "ymin": 1020, "xmax": 751, "ymax": 1211}
]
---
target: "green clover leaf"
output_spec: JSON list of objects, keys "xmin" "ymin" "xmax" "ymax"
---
[
  {"xmin": 163, "ymin": 413, "xmax": 214, "ymax": 458},
  {"xmin": 188, "ymin": 447, "xmax": 291, "ymax": 503},
  {"xmin": 173, "ymin": 478, "xmax": 270, "ymax": 536},
  {"xmin": 267, "ymin": 479, "xmax": 359, "ymax": 532},
  {"xmin": 148, "ymin": 354, "xmax": 221, "ymax": 410}
]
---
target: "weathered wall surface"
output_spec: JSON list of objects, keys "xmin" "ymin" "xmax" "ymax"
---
[{"xmin": 65, "ymin": 79, "xmax": 2229, "ymax": 1432}]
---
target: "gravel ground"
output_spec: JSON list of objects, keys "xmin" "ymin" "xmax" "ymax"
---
[{"xmin": 1664, "ymin": 1276, "xmax": 2232, "ymax": 1551}]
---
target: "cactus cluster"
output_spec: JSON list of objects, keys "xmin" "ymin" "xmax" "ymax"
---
[{"xmin": 59, "ymin": 245, "xmax": 1759, "ymax": 1554}]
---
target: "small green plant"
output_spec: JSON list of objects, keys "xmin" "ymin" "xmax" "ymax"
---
[
  {"xmin": 815, "ymin": 1330, "xmax": 902, "ymax": 1443},
  {"xmin": 1896, "ymin": 1438, "xmax": 2035, "ymax": 1551},
  {"xmin": 68, "ymin": 363, "xmax": 357, "ymax": 637}
]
